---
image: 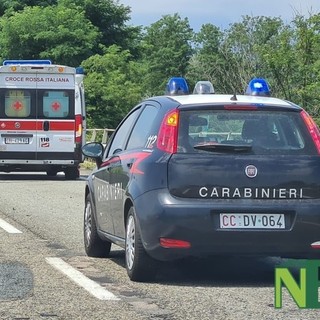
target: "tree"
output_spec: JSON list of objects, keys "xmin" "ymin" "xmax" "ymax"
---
[
  {"xmin": 0, "ymin": 0, "xmax": 141, "ymax": 64},
  {"xmin": 141, "ymin": 13, "xmax": 194, "ymax": 96},
  {"xmin": 290, "ymin": 14, "xmax": 320, "ymax": 114},
  {"xmin": 221, "ymin": 16, "xmax": 285, "ymax": 94},
  {"xmin": 59, "ymin": 0, "xmax": 142, "ymax": 57},
  {"xmin": 187, "ymin": 16, "xmax": 286, "ymax": 95},
  {"xmin": 0, "ymin": 0, "xmax": 57, "ymax": 15},
  {"xmin": 82, "ymin": 45, "xmax": 144, "ymax": 129},
  {"xmin": 258, "ymin": 23, "xmax": 297, "ymax": 101},
  {"xmin": 187, "ymin": 23, "xmax": 224, "ymax": 93},
  {"xmin": 0, "ymin": 4, "xmax": 100, "ymax": 66}
]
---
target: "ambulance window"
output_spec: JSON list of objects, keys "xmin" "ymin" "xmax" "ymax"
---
[
  {"xmin": 5, "ymin": 90, "xmax": 31, "ymax": 118},
  {"xmin": 43, "ymin": 91, "xmax": 70, "ymax": 118}
]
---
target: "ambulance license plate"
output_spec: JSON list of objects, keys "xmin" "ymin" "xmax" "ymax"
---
[
  {"xmin": 219, "ymin": 213, "xmax": 285, "ymax": 229},
  {"xmin": 5, "ymin": 137, "xmax": 29, "ymax": 144}
]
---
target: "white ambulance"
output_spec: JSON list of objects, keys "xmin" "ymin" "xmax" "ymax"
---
[{"xmin": 0, "ymin": 60, "xmax": 86, "ymax": 179}]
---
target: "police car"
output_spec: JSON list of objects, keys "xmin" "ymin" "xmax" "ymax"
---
[{"xmin": 82, "ymin": 77, "xmax": 320, "ymax": 282}]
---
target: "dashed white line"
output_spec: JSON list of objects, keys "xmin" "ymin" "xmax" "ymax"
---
[
  {"xmin": 0, "ymin": 218, "xmax": 22, "ymax": 234},
  {"xmin": 46, "ymin": 257, "xmax": 120, "ymax": 301}
]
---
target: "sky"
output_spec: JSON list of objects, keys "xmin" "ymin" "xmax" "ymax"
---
[{"xmin": 119, "ymin": 0, "xmax": 320, "ymax": 31}]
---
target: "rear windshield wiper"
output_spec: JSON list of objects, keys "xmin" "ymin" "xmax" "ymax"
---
[{"xmin": 193, "ymin": 142, "xmax": 252, "ymax": 153}]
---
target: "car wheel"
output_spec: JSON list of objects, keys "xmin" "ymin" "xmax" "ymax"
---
[
  {"xmin": 65, "ymin": 167, "xmax": 79, "ymax": 180},
  {"xmin": 84, "ymin": 195, "xmax": 111, "ymax": 257},
  {"xmin": 125, "ymin": 207, "xmax": 157, "ymax": 282}
]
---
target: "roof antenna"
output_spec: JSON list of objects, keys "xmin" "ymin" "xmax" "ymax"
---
[{"xmin": 230, "ymin": 91, "xmax": 237, "ymax": 101}]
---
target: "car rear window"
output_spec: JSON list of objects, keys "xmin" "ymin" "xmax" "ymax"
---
[{"xmin": 177, "ymin": 109, "xmax": 316, "ymax": 155}]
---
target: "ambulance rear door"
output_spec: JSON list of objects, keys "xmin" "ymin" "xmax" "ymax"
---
[
  {"xmin": 36, "ymin": 68, "xmax": 76, "ymax": 163},
  {"xmin": 0, "ymin": 73, "xmax": 38, "ymax": 162}
]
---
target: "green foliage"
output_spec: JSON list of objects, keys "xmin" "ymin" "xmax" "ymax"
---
[
  {"xmin": 0, "ymin": 4, "xmax": 100, "ymax": 66},
  {"xmin": 187, "ymin": 14, "xmax": 320, "ymax": 119},
  {"xmin": 188, "ymin": 16, "xmax": 286, "ymax": 94},
  {"xmin": 0, "ymin": 2, "xmax": 320, "ymax": 129},
  {"xmin": 0, "ymin": 0, "xmax": 57, "ymax": 15},
  {"xmin": 60, "ymin": 0, "xmax": 141, "ymax": 55},
  {"xmin": 290, "ymin": 14, "xmax": 320, "ymax": 114},
  {"xmin": 0, "ymin": 0, "xmax": 141, "ymax": 65},
  {"xmin": 187, "ymin": 23, "xmax": 224, "ymax": 92},
  {"xmin": 82, "ymin": 45, "xmax": 144, "ymax": 129},
  {"xmin": 141, "ymin": 14, "xmax": 194, "ymax": 96}
]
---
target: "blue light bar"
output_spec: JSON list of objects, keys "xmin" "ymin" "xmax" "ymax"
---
[
  {"xmin": 76, "ymin": 67, "xmax": 84, "ymax": 74},
  {"xmin": 165, "ymin": 77, "xmax": 189, "ymax": 95},
  {"xmin": 193, "ymin": 81, "xmax": 215, "ymax": 94},
  {"xmin": 3, "ymin": 59, "xmax": 52, "ymax": 65},
  {"xmin": 245, "ymin": 78, "xmax": 271, "ymax": 96}
]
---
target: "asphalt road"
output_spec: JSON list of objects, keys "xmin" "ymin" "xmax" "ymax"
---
[{"xmin": 0, "ymin": 171, "xmax": 319, "ymax": 320}]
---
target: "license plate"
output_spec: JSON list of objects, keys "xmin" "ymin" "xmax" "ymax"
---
[
  {"xmin": 219, "ymin": 213, "xmax": 285, "ymax": 229},
  {"xmin": 5, "ymin": 137, "xmax": 29, "ymax": 144}
]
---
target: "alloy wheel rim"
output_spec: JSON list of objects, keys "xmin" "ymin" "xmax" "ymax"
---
[
  {"xmin": 126, "ymin": 215, "xmax": 135, "ymax": 270},
  {"xmin": 84, "ymin": 201, "xmax": 92, "ymax": 246}
]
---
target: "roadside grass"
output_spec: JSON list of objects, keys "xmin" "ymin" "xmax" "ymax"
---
[{"xmin": 80, "ymin": 159, "xmax": 96, "ymax": 170}]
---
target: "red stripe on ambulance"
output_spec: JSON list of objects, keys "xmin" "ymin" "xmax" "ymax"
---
[
  {"xmin": 49, "ymin": 121, "xmax": 75, "ymax": 131},
  {"xmin": 0, "ymin": 120, "xmax": 74, "ymax": 131}
]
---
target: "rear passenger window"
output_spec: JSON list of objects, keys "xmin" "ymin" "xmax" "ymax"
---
[
  {"xmin": 107, "ymin": 107, "xmax": 141, "ymax": 157},
  {"xmin": 5, "ymin": 90, "xmax": 31, "ymax": 117},
  {"xmin": 178, "ymin": 109, "xmax": 314, "ymax": 155},
  {"xmin": 126, "ymin": 104, "xmax": 158, "ymax": 150}
]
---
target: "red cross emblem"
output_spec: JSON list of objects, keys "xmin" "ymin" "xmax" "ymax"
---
[
  {"xmin": 13, "ymin": 100, "xmax": 23, "ymax": 111},
  {"xmin": 51, "ymin": 101, "xmax": 61, "ymax": 111}
]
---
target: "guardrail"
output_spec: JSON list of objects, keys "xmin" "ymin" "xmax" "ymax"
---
[
  {"xmin": 190, "ymin": 132, "xmax": 241, "ymax": 140},
  {"xmin": 86, "ymin": 128, "xmax": 115, "ymax": 144},
  {"xmin": 86, "ymin": 129, "xmax": 241, "ymax": 145}
]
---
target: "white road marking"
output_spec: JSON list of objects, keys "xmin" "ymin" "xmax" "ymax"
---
[
  {"xmin": 0, "ymin": 218, "xmax": 22, "ymax": 234},
  {"xmin": 46, "ymin": 257, "xmax": 120, "ymax": 301}
]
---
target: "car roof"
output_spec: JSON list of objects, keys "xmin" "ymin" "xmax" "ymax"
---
[{"xmin": 163, "ymin": 94, "xmax": 299, "ymax": 109}]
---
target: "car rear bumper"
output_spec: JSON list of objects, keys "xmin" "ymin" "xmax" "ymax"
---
[{"xmin": 134, "ymin": 189, "xmax": 320, "ymax": 261}]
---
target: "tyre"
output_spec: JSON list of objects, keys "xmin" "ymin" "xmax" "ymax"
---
[
  {"xmin": 125, "ymin": 207, "xmax": 157, "ymax": 282},
  {"xmin": 84, "ymin": 195, "xmax": 111, "ymax": 257},
  {"xmin": 65, "ymin": 166, "xmax": 79, "ymax": 180}
]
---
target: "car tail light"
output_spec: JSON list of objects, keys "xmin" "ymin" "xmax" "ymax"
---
[
  {"xmin": 301, "ymin": 110, "xmax": 320, "ymax": 154},
  {"xmin": 75, "ymin": 115, "xmax": 82, "ymax": 144},
  {"xmin": 157, "ymin": 109, "xmax": 179, "ymax": 153},
  {"xmin": 160, "ymin": 238, "xmax": 191, "ymax": 249}
]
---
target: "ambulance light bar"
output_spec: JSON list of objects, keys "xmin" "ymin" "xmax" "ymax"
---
[
  {"xmin": 3, "ymin": 60, "xmax": 52, "ymax": 66},
  {"xmin": 76, "ymin": 67, "xmax": 84, "ymax": 74}
]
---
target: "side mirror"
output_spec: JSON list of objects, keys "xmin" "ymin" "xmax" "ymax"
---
[{"xmin": 82, "ymin": 142, "xmax": 104, "ymax": 168}]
